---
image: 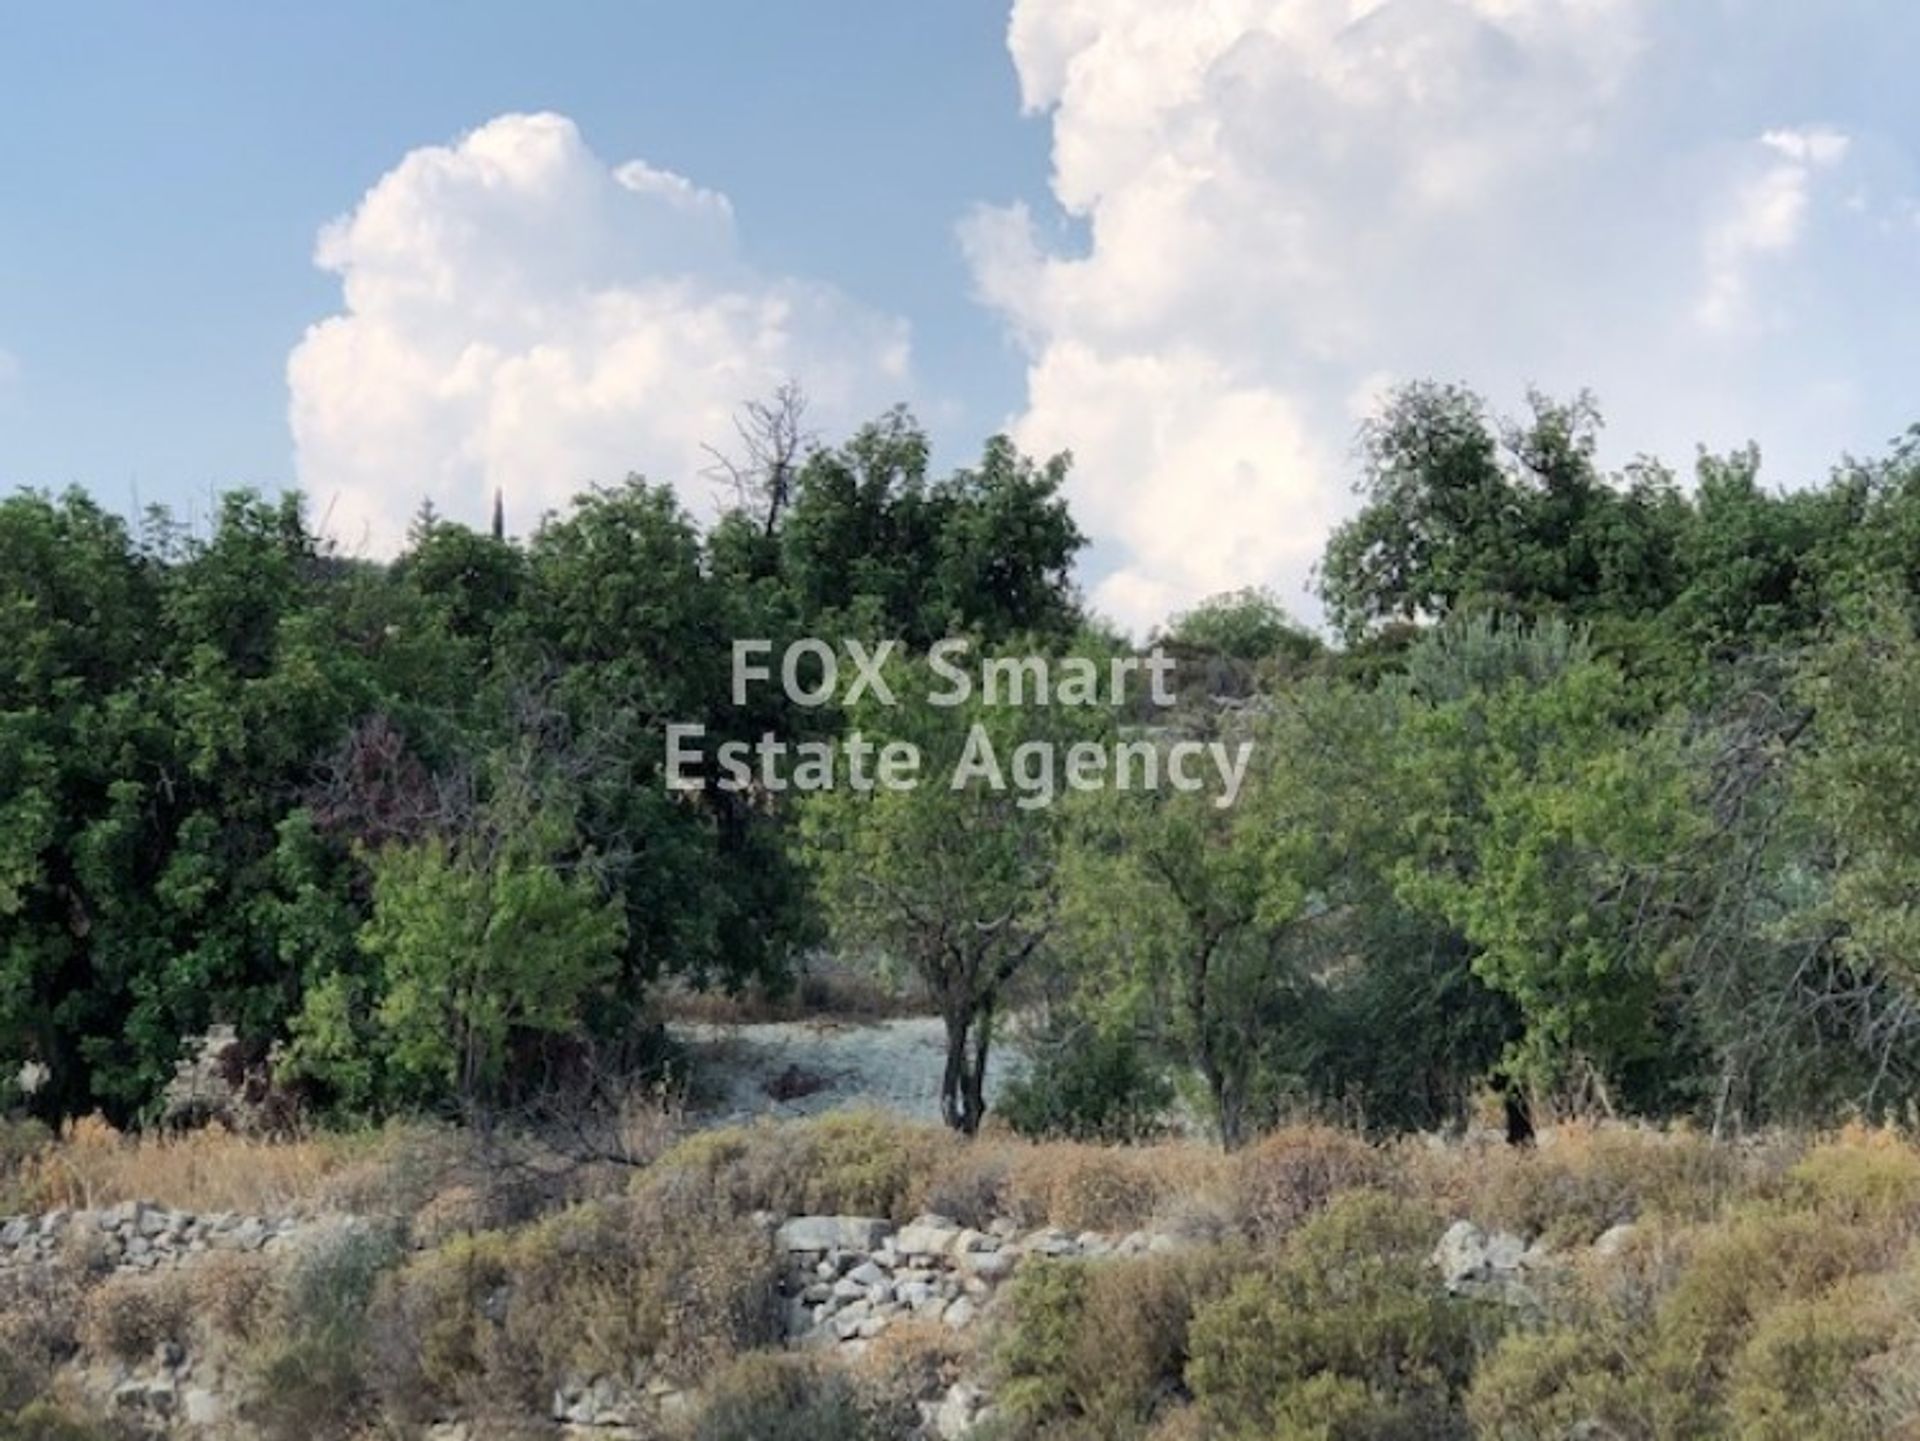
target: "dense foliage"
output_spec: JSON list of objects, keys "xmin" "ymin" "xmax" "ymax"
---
[
  {"xmin": 12, "ymin": 382, "xmax": 1920, "ymax": 1139},
  {"xmin": 0, "ymin": 413, "xmax": 1083, "ymax": 1122}
]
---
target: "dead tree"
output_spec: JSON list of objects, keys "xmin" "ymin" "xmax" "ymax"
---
[{"xmin": 703, "ymin": 380, "xmax": 814, "ymax": 536}]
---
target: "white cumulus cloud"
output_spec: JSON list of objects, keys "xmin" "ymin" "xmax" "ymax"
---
[
  {"xmin": 970, "ymin": 0, "xmax": 1895, "ymax": 633},
  {"xmin": 1697, "ymin": 127, "xmax": 1852, "ymax": 332},
  {"xmin": 290, "ymin": 112, "xmax": 911, "ymax": 550}
]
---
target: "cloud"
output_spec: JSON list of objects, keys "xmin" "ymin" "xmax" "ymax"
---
[
  {"xmin": 290, "ymin": 113, "xmax": 911, "ymax": 551},
  {"xmin": 970, "ymin": 0, "xmax": 1896, "ymax": 633},
  {"xmin": 1697, "ymin": 128, "xmax": 1851, "ymax": 332}
]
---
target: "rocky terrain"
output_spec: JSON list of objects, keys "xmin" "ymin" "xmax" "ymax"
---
[{"xmin": 670, "ymin": 1017, "xmax": 1027, "ymax": 1126}]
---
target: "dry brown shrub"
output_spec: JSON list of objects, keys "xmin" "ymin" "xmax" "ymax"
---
[
  {"xmin": 371, "ymin": 1181, "xmax": 780, "ymax": 1418},
  {"xmin": 0, "ymin": 1262, "xmax": 88, "ymax": 1408},
  {"xmin": 856, "ymin": 1317, "xmax": 973, "ymax": 1417},
  {"xmin": 186, "ymin": 1249, "xmax": 281, "ymax": 1341},
  {"xmin": 1066, "ymin": 1250, "xmax": 1240, "ymax": 1427},
  {"xmin": 1140, "ymin": 1403, "xmax": 1212, "ymax": 1441},
  {"xmin": 81, "ymin": 1270, "xmax": 195, "ymax": 1362},
  {"xmin": 1002, "ymin": 1142, "xmax": 1218, "ymax": 1232},
  {"xmin": 1231, "ymin": 1124, "xmax": 1387, "ymax": 1243},
  {"xmin": 916, "ymin": 1139, "xmax": 1016, "ymax": 1228},
  {"xmin": 1395, "ymin": 1122, "xmax": 1772, "ymax": 1248},
  {"xmin": 408, "ymin": 1183, "xmax": 491, "ymax": 1249}
]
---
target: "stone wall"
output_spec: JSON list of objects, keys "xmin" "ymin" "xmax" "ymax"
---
[{"xmin": 0, "ymin": 1200, "xmax": 312, "ymax": 1274}]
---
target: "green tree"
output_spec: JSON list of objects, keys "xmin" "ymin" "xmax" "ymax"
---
[
  {"xmin": 1057, "ymin": 749, "xmax": 1279, "ymax": 1149},
  {"xmin": 354, "ymin": 838, "xmax": 622, "ymax": 1108},
  {"xmin": 800, "ymin": 649, "xmax": 1096, "ymax": 1132}
]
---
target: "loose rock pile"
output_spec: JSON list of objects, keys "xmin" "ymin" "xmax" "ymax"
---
[{"xmin": 0, "ymin": 1200, "xmax": 309, "ymax": 1273}]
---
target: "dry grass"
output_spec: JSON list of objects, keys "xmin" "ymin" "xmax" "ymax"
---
[
  {"xmin": 5, "ymin": 1113, "xmax": 417, "ymax": 1215},
  {"xmin": 2, "ymin": 1095, "xmax": 685, "ymax": 1226}
]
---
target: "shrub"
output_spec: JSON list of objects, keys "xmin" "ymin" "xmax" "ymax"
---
[
  {"xmin": 1785, "ymin": 1126, "xmax": 1920, "ymax": 1229},
  {"xmin": 0, "ymin": 1402, "xmax": 117, "ymax": 1441},
  {"xmin": 373, "ymin": 1186, "xmax": 778, "ymax": 1417},
  {"xmin": 687, "ymin": 1353, "xmax": 899, "ymax": 1441},
  {"xmin": 1231, "ymin": 1126, "xmax": 1386, "ymax": 1244},
  {"xmin": 1452, "ymin": 1124, "xmax": 1750, "ymax": 1248},
  {"xmin": 649, "ymin": 1111, "xmax": 943, "ymax": 1220},
  {"xmin": 0, "ymin": 1264, "xmax": 86, "ymax": 1408},
  {"xmin": 1056, "ymin": 1252, "xmax": 1239, "ymax": 1433},
  {"xmin": 1647, "ymin": 1206, "xmax": 1887, "ymax": 1395},
  {"xmin": 855, "ymin": 1318, "xmax": 971, "ymax": 1423},
  {"xmin": 0, "ymin": 1118, "xmax": 51, "ymax": 1211},
  {"xmin": 1464, "ymin": 1328, "xmax": 1647, "ymax": 1441},
  {"xmin": 918, "ymin": 1142, "xmax": 1015, "ymax": 1229},
  {"xmin": 8, "ymin": 1112, "xmax": 402, "ymax": 1214},
  {"xmin": 1004, "ymin": 1146, "xmax": 1176, "ymax": 1232},
  {"xmin": 186, "ymin": 1250, "xmax": 279, "ymax": 1342},
  {"xmin": 239, "ymin": 1221, "xmax": 404, "ymax": 1441},
  {"xmin": 997, "ymin": 1027, "xmax": 1172, "ymax": 1143},
  {"xmin": 1727, "ymin": 1280, "xmax": 1899, "ymax": 1440},
  {"xmin": 996, "ymin": 1259, "xmax": 1089, "ymax": 1424},
  {"xmin": 81, "ymin": 1272, "xmax": 194, "ymax": 1363},
  {"xmin": 1187, "ymin": 1193, "xmax": 1490, "ymax": 1439}
]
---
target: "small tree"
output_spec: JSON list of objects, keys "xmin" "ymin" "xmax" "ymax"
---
[
  {"xmin": 1057, "ymin": 757, "xmax": 1279, "ymax": 1149},
  {"xmin": 801, "ymin": 651, "xmax": 1094, "ymax": 1133},
  {"xmin": 359, "ymin": 838, "xmax": 623, "ymax": 1107}
]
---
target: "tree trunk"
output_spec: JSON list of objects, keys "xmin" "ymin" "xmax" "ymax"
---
[
  {"xmin": 938, "ymin": 1002, "xmax": 993, "ymax": 1135},
  {"xmin": 1201, "ymin": 1050, "xmax": 1246, "ymax": 1151},
  {"xmin": 939, "ymin": 1009, "xmax": 976, "ymax": 1134}
]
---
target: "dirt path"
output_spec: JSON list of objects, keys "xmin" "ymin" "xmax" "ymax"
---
[{"xmin": 670, "ymin": 1016, "xmax": 1029, "ymax": 1126}]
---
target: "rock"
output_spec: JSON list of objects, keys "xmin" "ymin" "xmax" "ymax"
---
[
  {"xmin": 959, "ymin": 1249, "xmax": 1014, "ymax": 1281},
  {"xmin": 847, "ymin": 1259, "xmax": 890, "ymax": 1288},
  {"xmin": 1028, "ymin": 1227, "xmax": 1079, "ymax": 1257},
  {"xmin": 1592, "ymin": 1223, "xmax": 1638, "ymax": 1259},
  {"xmin": 0, "ymin": 1218, "xmax": 29, "ymax": 1247},
  {"xmin": 1432, "ymin": 1219, "xmax": 1542, "ymax": 1307},
  {"xmin": 111, "ymin": 1378, "xmax": 177, "ymax": 1416},
  {"xmin": 942, "ymin": 1295, "xmax": 977, "ymax": 1329},
  {"xmin": 777, "ymin": 1216, "xmax": 893, "ymax": 1253},
  {"xmin": 933, "ymin": 1381, "xmax": 988, "ymax": 1440},
  {"xmin": 182, "ymin": 1387, "xmax": 224, "ymax": 1426},
  {"xmin": 833, "ymin": 1301, "xmax": 873, "ymax": 1339},
  {"xmin": 897, "ymin": 1219, "xmax": 963, "ymax": 1258}
]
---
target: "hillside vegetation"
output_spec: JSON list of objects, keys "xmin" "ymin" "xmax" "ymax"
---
[{"xmin": 15, "ymin": 384, "xmax": 1920, "ymax": 1432}]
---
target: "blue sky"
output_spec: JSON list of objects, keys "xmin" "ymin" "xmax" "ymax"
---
[
  {"xmin": 4, "ymin": 2, "xmax": 1918, "ymax": 630},
  {"xmin": 0, "ymin": 2, "xmax": 1043, "ymax": 509}
]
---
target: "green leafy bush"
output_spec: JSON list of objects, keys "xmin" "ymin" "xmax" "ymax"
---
[
  {"xmin": 998, "ymin": 1027, "xmax": 1172, "ymax": 1143},
  {"xmin": 996, "ymin": 1251, "xmax": 1236, "ymax": 1437},
  {"xmin": 1187, "ymin": 1193, "xmax": 1492, "ymax": 1439}
]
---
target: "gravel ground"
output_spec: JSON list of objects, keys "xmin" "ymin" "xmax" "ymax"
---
[{"xmin": 670, "ymin": 1016, "xmax": 1030, "ymax": 1126}]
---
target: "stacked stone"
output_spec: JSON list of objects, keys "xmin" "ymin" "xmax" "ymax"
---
[
  {"xmin": 0, "ymin": 1201, "xmax": 305, "ymax": 1273},
  {"xmin": 771, "ymin": 1212, "xmax": 1176, "ymax": 1354}
]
